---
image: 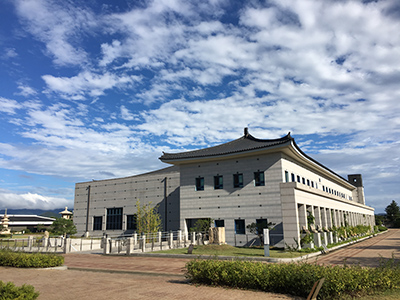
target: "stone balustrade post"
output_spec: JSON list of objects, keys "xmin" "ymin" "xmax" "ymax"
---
[
  {"xmin": 178, "ymin": 230, "xmax": 182, "ymax": 247},
  {"xmin": 169, "ymin": 232, "xmax": 173, "ymax": 249},
  {"xmin": 191, "ymin": 232, "xmax": 195, "ymax": 244},
  {"xmin": 133, "ymin": 232, "xmax": 138, "ymax": 246},
  {"xmin": 141, "ymin": 234, "xmax": 146, "ymax": 252},
  {"xmin": 158, "ymin": 231, "xmax": 162, "ymax": 244},
  {"xmin": 126, "ymin": 237, "xmax": 134, "ymax": 255},
  {"xmin": 64, "ymin": 238, "xmax": 72, "ymax": 254},
  {"xmin": 28, "ymin": 236, "xmax": 34, "ymax": 250}
]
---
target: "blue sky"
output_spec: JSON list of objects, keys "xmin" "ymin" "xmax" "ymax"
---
[{"xmin": 0, "ymin": 0, "xmax": 399, "ymax": 213}]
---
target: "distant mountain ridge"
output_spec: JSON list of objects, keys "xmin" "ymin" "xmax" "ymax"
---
[{"xmin": 0, "ymin": 208, "xmax": 69, "ymax": 218}]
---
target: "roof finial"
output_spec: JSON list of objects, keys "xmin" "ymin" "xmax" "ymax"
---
[{"xmin": 244, "ymin": 127, "xmax": 249, "ymax": 137}]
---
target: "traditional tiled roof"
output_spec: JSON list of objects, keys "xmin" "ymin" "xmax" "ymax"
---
[{"xmin": 159, "ymin": 128, "xmax": 293, "ymax": 161}]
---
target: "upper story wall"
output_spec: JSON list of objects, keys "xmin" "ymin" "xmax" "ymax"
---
[
  {"xmin": 73, "ymin": 166, "xmax": 180, "ymax": 235},
  {"xmin": 281, "ymin": 154, "xmax": 357, "ymax": 203}
]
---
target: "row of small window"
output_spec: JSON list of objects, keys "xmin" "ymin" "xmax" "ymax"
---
[
  {"xmin": 195, "ymin": 171, "xmax": 265, "ymax": 191},
  {"xmin": 284, "ymin": 171, "xmax": 319, "ymax": 189},
  {"xmin": 92, "ymin": 207, "xmax": 138, "ymax": 231},
  {"xmin": 284, "ymin": 171, "xmax": 351, "ymax": 200}
]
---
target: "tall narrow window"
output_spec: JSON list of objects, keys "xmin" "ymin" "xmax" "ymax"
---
[
  {"xmin": 93, "ymin": 216, "xmax": 102, "ymax": 231},
  {"xmin": 195, "ymin": 177, "xmax": 204, "ymax": 191},
  {"xmin": 285, "ymin": 171, "xmax": 289, "ymax": 182},
  {"xmin": 126, "ymin": 214, "xmax": 137, "ymax": 230},
  {"xmin": 291, "ymin": 173, "xmax": 295, "ymax": 182},
  {"xmin": 297, "ymin": 175, "xmax": 301, "ymax": 183},
  {"xmin": 234, "ymin": 219, "xmax": 245, "ymax": 234},
  {"xmin": 106, "ymin": 207, "xmax": 123, "ymax": 230},
  {"xmin": 254, "ymin": 171, "xmax": 265, "ymax": 186},
  {"xmin": 214, "ymin": 175, "xmax": 223, "ymax": 189},
  {"xmin": 233, "ymin": 173, "xmax": 243, "ymax": 188}
]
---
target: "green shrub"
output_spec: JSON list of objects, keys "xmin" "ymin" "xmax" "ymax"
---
[
  {"xmin": 0, "ymin": 250, "xmax": 64, "ymax": 268},
  {"xmin": 0, "ymin": 281, "xmax": 39, "ymax": 299},
  {"xmin": 185, "ymin": 259, "xmax": 400, "ymax": 299}
]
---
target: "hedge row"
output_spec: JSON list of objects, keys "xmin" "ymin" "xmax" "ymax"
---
[
  {"xmin": 0, "ymin": 250, "xmax": 64, "ymax": 268},
  {"xmin": 185, "ymin": 259, "xmax": 400, "ymax": 299},
  {"xmin": 0, "ymin": 281, "xmax": 39, "ymax": 300}
]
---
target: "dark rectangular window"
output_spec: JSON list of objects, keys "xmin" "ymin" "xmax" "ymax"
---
[
  {"xmin": 234, "ymin": 219, "xmax": 245, "ymax": 234},
  {"xmin": 291, "ymin": 173, "xmax": 295, "ymax": 182},
  {"xmin": 307, "ymin": 179, "xmax": 310, "ymax": 186},
  {"xmin": 195, "ymin": 177, "xmax": 204, "ymax": 191},
  {"xmin": 233, "ymin": 173, "xmax": 243, "ymax": 188},
  {"xmin": 215, "ymin": 220, "xmax": 225, "ymax": 227},
  {"xmin": 254, "ymin": 171, "xmax": 265, "ymax": 186},
  {"xmin": 93, "ymin": 216, "xmax": 102, "ymax": 231},
  {"xmin": 285, "ymin": 171, "xmax": 289, "ymax": 182},
  {"xmin": 106, "ymin": 207, "xmax": 123, "ymax": 230},
  {"xmin": 126, "ymin": 214, "xmax": 137, "ymax": 230},
  {"xmin": 297, "ymin": 175, "xmax": 301, "ymax": 183},
  {"xmin": 256, "ymin": 218, "xmax": 269, "ymax": 235},
  {"xmin": 214, "ymin": 175, "xmax": 223, "ymax": 189},
  {"xmin": 302, "ymin": 177, "xmax": 306, "ymax": 184},
  {"xmin": 311, "ymin": 181, "xmax": 314, "ymax": 188}
]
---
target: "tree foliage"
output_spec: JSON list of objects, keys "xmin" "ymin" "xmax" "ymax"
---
[
  {"xmin": 190, "ymin": 218, "xmax": 213, "ymax": 233},
  {"xmin": 246, "ymin": 220, "xmax": 275, "ymax": 242},
  {"xmin": 49, "ymin": 218, "xmax": 77, "ymax": 237},
  {"xmin": 385, "ymin": 200, "xmax": 400, "ymax": 226},
  {"xmin": 135, "ymin": 199, "xmax": 162, "ymax": 235}
]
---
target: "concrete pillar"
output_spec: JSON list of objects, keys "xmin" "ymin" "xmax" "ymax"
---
[
  {"xmin": 191, "ymin": 232, "xmax": 196, "ymax": 244},
  {"xmin": 197, "ymin": 233, "xmax": 202, "ymax": 245},
  {"xmin": 328, "ymin": 232, "xmax": 334, "ymax": 244},
  {"xmin": 322, "ymin": 232, "xmax": 328, "ymax": 245},
  {"xmin": 326, "ymin": 208, "xmax": 332, "ymax": 229},
  {"xmin": 157, "ymin": 231, "xmax": 162, "ymax": 243},
  {"xmin": 64, "ymin": 238, "xmax": 72, "ymax": 254},
  {"xmin": 141, "ymin": 234, "xmax": 146, "ymax": 252},
  {"xmin": 178, "ymin": 230, "xmax": 182, "ymax": 247},
  {"xmin": 126, "ymin": 237, "xmax": 134, "ymax": 255},
  {"xmin": 28, "ymin": 236, "xmax": 34, "ymax": 250},
  {"xmin": 298, "ymin": 204, "xmax": 307, "ymax": 230},
  {"xmin": 321, "ymin": 207, "xmax": 327, "ymax": 229},
  {"xmin": 314, "ymin": 206, "xmax": 321, "ymax": 228},
  {"xmin": 314, "ymin": 233, "xmax": 322, "ymax": 248},
  {"xmin": 133, "ymin": 232, "xmax": 138, "ymax": 246},
  {"xmin": 103, "ymin": 238, "xmax": 111, "ymax": 254},
  {"xmin": 169, "ymin": 232, "xmax": 173, "ymax": 249}
]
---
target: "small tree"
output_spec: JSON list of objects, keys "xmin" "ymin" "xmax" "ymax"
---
[
  {"xmin": 246, "ymin": 220, "xmax": 275, "ymax": 243},
  {"xmin": 385, "ymin": 200, "xmax": 400, "ymax": 226},
  {"xmin": 190, "ymin": 218, "xmax": 213, "ymax": 233},
  {"xmin": 135, "ymin": 199, "xmax": 162, "ymax": 235},
  {"xmin": 50, "ymin": 218, "xmax": 77, "ymax": 238}
]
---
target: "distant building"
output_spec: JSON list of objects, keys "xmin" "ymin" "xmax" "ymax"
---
[
  {"xmin": 73, "ymin": 128, "xmax": 375, "ymax": 248},
  {"xmin": 59, "ymin": 207, "xmax": 73, "ymax": 220},
  {"xmin": 0, "ymin": 214, "xmax": 54, "ymax": 232}
]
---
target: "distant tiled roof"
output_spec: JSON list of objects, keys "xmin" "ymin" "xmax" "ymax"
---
[
  {"xmin": 0, "ymin": 215, "xmax": 55, "ymax": 225},
  {"xmin": 160, "ymin": 128, "xmax": 293, "ymax": 161}
]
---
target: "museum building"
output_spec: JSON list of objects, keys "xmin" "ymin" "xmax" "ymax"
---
[{"xmin": 73, "ymin": 128, "xmax": 375, "ymax": 248}]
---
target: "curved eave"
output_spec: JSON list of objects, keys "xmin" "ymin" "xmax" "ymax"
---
[{"xmin": 160, "ymin": 139, "xmax": 292, "ymax": 164}]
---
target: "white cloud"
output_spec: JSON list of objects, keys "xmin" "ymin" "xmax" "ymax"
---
[
  {"xmin": 0, "ymin": 190, "xmax": 71, "ymax": 210},
  {"xmin": 16, "ymin": 84, "xmax": 37, "ymax": 97},
  {"xmin": 42, "ymin": 71, "xmax": 141, "ymax": 100},
  {"xmin": 0, "ymin": 97, "xmax": 22, "ymax": 114}
]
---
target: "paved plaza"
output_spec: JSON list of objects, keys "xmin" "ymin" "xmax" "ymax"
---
[{"xmin": 0, "ymin": 229, "xmax": 398, "ymax": 299}]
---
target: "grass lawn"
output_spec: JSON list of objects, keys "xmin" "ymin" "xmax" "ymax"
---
[{"xmin": 154, "ymin": 244, "xmax": 304, "ymax": 258}]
